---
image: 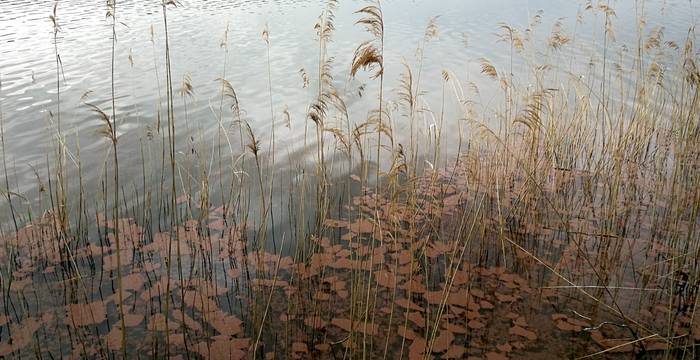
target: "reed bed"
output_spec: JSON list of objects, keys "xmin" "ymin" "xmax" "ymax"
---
[{"xmin": 0, "ymin": 0, "xmax": 699, "ymax": 358}]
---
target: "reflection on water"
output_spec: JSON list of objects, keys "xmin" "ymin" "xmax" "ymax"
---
[{"xmin": 0, "ymin": 0, "xmax": 696, "ymax": 200}]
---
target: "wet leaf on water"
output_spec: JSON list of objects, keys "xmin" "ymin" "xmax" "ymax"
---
[
  {"xmin": 330, "ymin": 317, "xmax": 352, "ymax": 332},
  {"xmin": 208, "ymin": 311, "xmax": 243, "ymax": 336},
  {"xmin": 555, "ymin": 319, "xmax": 580, "ymax": 332},
  {"xmin": 424, "ymin": 290, "xmax": 444, "ymax": 304},
  {"xmin": 443, "ymin": 322, "xmax": 467, "ymax": 334},
  {"xmin": 173, "ymin": 309, "xmax": 203, "ymax": 332},
  {"xmin": 348, "ymin": 219, "xmax": 374, "ymax": 234},
  {"xmin": 124, "ymin": 312, "xmax": 144, "ymax": 327},
  {"xmin": 567, "ymin": 317, "xmax": 590, "ymax": 327},
  {"xmin": 323, "ymin": 219, "xmax": 348, "ymax": 228},
  {"xmin": 291, "ymin": 342, "xmax": 308, "ymax": 353},
  {"xmin": 255, "ymin": 279, "xmax": 290, "ymax": 288},
  {"xmin": 509, "ymin": 325, "xmax": 537, "ymax": 340},
  {"xmin": 142, "ymin": 261, "xmax": 161, "ymax": 272},
  {"xmin": 432, "ymin": 241, "xmax": 454, "ymax": 255},
  {"xmin": 336, "ymin": 248, "xmax": 352, "ymax": 258},
  {"xmin": 330, "ymin": 318, "xmax": 378, "ymax": 335},
  {"xmin": 467, "ymin": 319, "xmax": 486, "ymax": 329},
  {"xmin": 0, "ymin": 317, "xmax": 42, "ymax": 356},
  {"xmin": 398, "ymin": 325, "xmax": 418, "ymax": 340},
  {"xmin": 314, "ymin": 290, "xmax": 332, "ymax": 301},
  {"xmin": 208, "ymin": 219, "xmax": 227, "ymax": 231},
  {"xmin": 176, "ymin": 194, "xmax": 189, "ymax": 204},
  {"xmin": 511, "ymin": 341, "xmax": 526, "ymax": 349},
  {"xmin": 407, "ymin": 312, "xmax": 426, "ymax": 327},
  {"xmin": 315, "ymin": 343, "xmax": 331, "ymax": 352},
  {"xmin": 147, "ymin": 313, "xmax": 170, "ymax": 331},
  {"xmin": 183, "ymin": 290, "xmax": 220, "ymax": 314},
  {"xmin": 540, "ymin": 288, "xmax": 558, "ymax": 299},
  {"xmin": 395, "ymin": 298, "xmax": 424, "ymax": 312},
  {"xmin": 168, "ymin": 336, "xmax": 188, "ymax": 352},
  {"xmin": 496, "ymin": 343, "xmax": 513, "ymax": 352},
  {"xmin": 480, "ymin": 300, "xmax": 495, "ymax": 310},
  {"xmin": 122, "ymin": 272, "xmax": 145, "ymax": 292},
  {"xmin": 106, "ymin": 325, "xmax": 123, "ymax": 351},
  {"xmin": 304, "ymin": 316, "xmax": 326, "ymax": 329},
  {"xmin": 432, "ymin": 330, "xmax": 455, "ymax": 353},
  {"xmin": 513, "ymin": 316, "xmax": 528, "ymax": 327},
  {"xmin": 9, "ymin": 277, "xmax": 31, "ymax": 292},
  {"xmin": 194, "ymin": 338, "xmax": 249, "ymax": 360},
  {"xmin": 485, "ymin": 351, "xmax": 509, "ymax": 360},
  {"xmin": 396, "ymin": 250, "xmax": 413, "ymax": 265},
  {"xmin": 227, "ymin": 267, "xmax": 242, "ymax": 278},
  {"xmin": 550, "ymin": 313, "xmax": 567, "ymax": 321},
  {"xmin": 103, "ymin": 250, "xmax": 134, "ymax": 272},
  {"xmin": 66, "ymin": 301, "xmax": 107, "ymax": 327},
  {"xmin": 470, "ymin": 289, "xmax": 485, "ymax": 299},
  {"xmin": 504, "ymin": 312, "xmax": 519, "ymax": 319},
  {"xmin": 589, "ymin": 330, "xmax": 634, "ymax": 353},
  {"xmin": 408, "ymin": 337, "xmax": 427, "ymax": 355},
  {"xmin": 443, "ymin": 345, "xmax": 466, "ymax": 358},
  {"xmin": 466, "ymin": 310, "xmax": 481, "ymax": 320},
  {"xmin": 197, "ymin": 279, "xmax": 229, "ymax": 296},
  {"xmin": 494, "ymin": 292, "xmax": 517, "ymax": 302},
  {"xmin": 447, "ymin": 292, "xmax": 474, "ymax": 308},
  {"xmin": 399, "ymin": 280, "xmax": 428, "ymax": 294}
]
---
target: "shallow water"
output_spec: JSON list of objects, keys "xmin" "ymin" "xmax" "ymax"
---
[
  {"xmin": 1, "ymin": 1, "xmax": 699, "ymax": 357},
  {"xmin": 0, "ymin": 0, "xmax": 697, "ymax": 206}
]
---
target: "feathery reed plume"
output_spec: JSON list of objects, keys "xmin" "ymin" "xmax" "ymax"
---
[
  {"xmin": 85, "ymin": 103, "xmax": 116, "ymax": 144},
  {"xmin": 352, "ymin": 0, "xmax": 386, "ymax": 200},
  {"xmin": 217, "ymin": 77, "xmax": 241, "ymax": 123},
  {"xmin": 351, "ymin": 2, "xmax": 385, "ymax": 79},
  {"xmin": 283, "ymin": 105, "xmax": 291, "ymax": 129},
  {"xmin": 513, "ymin": 88, "xmax": 557, "ymax": 132},
  {"xmin": 548, "ymin": 20, "xmax": 571, "ymax": 51},
  {"xmin": 299, "ymin": 68, "xmax": 310, "ymax": 88},
  {"xmin": 479, "ymin": 58, "xmax": 499, "ymax": 80},
  {"xmin": 497, "ymin": 22, "xmax": 524, "ymax": 52},
  {"xmin": 351, "ymin": 41, "xmax": 384, "ymax": 79},
  {"xmin": 179, "ymin": 73, "xmax": 194, "ymax": 98}
]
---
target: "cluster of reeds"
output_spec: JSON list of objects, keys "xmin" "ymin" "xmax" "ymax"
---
[{"xmin": 0, "ymin": 0, "xmax": 698, "ymax": 358}]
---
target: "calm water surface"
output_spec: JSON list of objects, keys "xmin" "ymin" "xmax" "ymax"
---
[{"xmin": 0, "ymin": 0, "xmax": 697, "ymax": 210}]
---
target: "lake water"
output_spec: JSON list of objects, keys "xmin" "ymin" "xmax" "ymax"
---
[
  {"xmin": 1, "ymin": 1, "xmax": 699, "ymax": 358},
  {"xmin": 0, "ymin": 0, "xmax": 697, "ymax": 213}
]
